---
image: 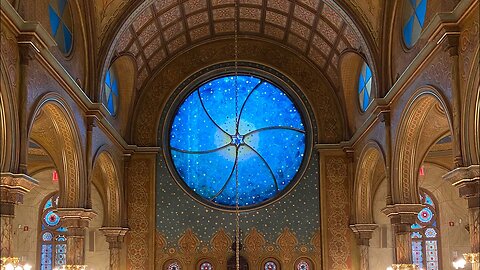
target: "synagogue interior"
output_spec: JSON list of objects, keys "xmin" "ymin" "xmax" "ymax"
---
[{"xmin": 0, "ymin": 0, "xmax": 479, "ymax": 269}]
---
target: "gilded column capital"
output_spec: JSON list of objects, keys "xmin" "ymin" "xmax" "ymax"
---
[
  {"xmin": 99, "ymin": 227, "xmax": 129, "ymax": 248},
  {"xmin": 382, "ymin": 204, "xmax": 423, "ymax": 228},
  {"xmin": 443, "ymin": 165, "xmax": 480, "ymax": 207},
  {"xmin": 350, "ymin": 224, "xmax": 378, "ymax": 246},
  {"xmin": 0, "ymin": 172, "xmax": 38, "ymax": 206}
]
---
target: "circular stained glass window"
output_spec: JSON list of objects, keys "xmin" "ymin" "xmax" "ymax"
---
[
  {"xmin": 402, "ymin": 0, "xmax": 428, "ymax": 48},
  {"xmin": 168, "ymin": 74, "xmax": 308, "ymax": 209},
  {"xmin": 264, "ymin": 261, "xmax": 277, "ymax": 270},
  {"xmin": 417, "ymin": 207, "xmax": 433, "ymax": 223},
  {"xmin": 45, "ymin": 211, "xmax": 60, "ymax": 227},
  {"xmin": 103, "ymin": 66, "xmax": 119, "ymax": 116},
  {"xmin": 200, "ymin": 262, "xmax": 213, "ymax": 270},
  {"xmin": 48, "ymin": 0, "xmax": 74, "ymax": 55},
  {"xmin": 296, "ymin": 261, "xmax": 310, "ymax": 270},
  {"xmin": 358, "ymin": 62, "xmax": 373, "ymax": 112}
]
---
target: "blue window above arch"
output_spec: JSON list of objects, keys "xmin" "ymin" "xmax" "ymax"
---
[
  {"xmin": 48, "ymin": 0, "xmax": 73, "ymax": 55},
  {"xmin": 103, "ymin": 67, "xmax": 119, "ymax": 115},
  {"xmin": 168, "ymin": 75, "xmax": 307, "ymax": 209},
  {"xmin": 358, "ymin": 62, "xmax": 373, "ymax": 112},
  {"xmin": 403, "ymin": 0, "xmax": 428, "ymax": 48}
]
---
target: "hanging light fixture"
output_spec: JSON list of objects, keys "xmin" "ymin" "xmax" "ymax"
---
[{"xmin": 0, "ymin": 257, "xmax": 32, "ymax": 270}]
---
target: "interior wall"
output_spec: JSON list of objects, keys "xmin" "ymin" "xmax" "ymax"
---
[
  {"xmin": 85, "ymin": 185, "xmax": 109, "ymax": 270},
  {"xmin": 12, "ymin": 168, "xmax": 110, "ymax": 269},
  {"xmin": 369, "ymin": 178, "xmax": 394, "ymax": 270},
  {"xmin": 13, "ymin": 169, "xmax": 58, "ymax": 268},
  {"xmin": 419, "ymin": 162, "xmax": 470, "ymax": 269}
]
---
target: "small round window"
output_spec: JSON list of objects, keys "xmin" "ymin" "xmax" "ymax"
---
[
  {"xmin": 103, "ymin": 66, "xmax": 119, "ymax": 116},
  {"xmin": 167, "ymin": 73, "xmax": 309, "ymax": 210},
  {"xmin": 402, "ymin": 0, "xmax": 428, "ymax": 48},
  {"xmin": 358, "ymin": 62, "xmax": 373, "ymax": 112},
  {"xmin": 48, "ymin": 0, "xmax": 74, "ymax": 55}
]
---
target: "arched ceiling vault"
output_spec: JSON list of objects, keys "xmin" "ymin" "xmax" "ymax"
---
[{"xmin": 100, "ymin": 0, "xmax": 378, "ymax": 92}]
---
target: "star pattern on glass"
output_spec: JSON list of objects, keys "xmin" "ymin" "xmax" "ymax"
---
[{"xmin": 169, "ymin": 75, "xmax": 306, "ymax": 208}]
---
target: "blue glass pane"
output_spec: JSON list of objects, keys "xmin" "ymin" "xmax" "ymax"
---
[
  {"xmin": 416, "ymin": 0, "xmax": 427, "ymax": 27},
  {"xmin": 62, "ymin": 25, "xmax": 72, "ymax": 54},
  {"xmin": 171, "ymin": 147, "xmax": 236, "ymax": 199},
  {"xmin": 362, "ymin": 90, "xmax": 370, "ymax": 111},
  {"xmin": 244, "ymin": 129, "xmax": 305, "ymax": 190},
  {"xmin": 365, "ymin": 65, "xmax": 372, "ymax": 80},
  {"xmin": 403, "ymin": 16, "xmax": 414, "ymax": 47},
  {"xmin": 424, "ymin": 194, "xmax": 434, "ymax": 207},
  {"xmin": 105, "ymin": 70, "xmax": 111, "ymax": 87},
  {"xmin": 56, "ymin": 227, "xmax": 68, "ymax": 232},
  {"xmin": 358, "ymin": 73, "xmax": 366, "ymax": 93},
  {"xmin": 48, "ymin": 6, "xmax": 61, "ymax": 36},
  {"xmin": 170, "ymin": 75, "xmax": 306, "ymax": 207},
  {"xmin": 198, "ymin": 76, "xmax": 261, "ymax": 134},
  {"xmin": 44, "ymin": 198, "xmax": 53, "ymax": 210},
  {"xmin": 57, "ymin": 0, "xmax": 67, "ymax": 15},
  {"xmin": 238, "ymin": 82, "xmax": 304, "ymax": 133},
  {"xmin": 171, "ymin": 92, "xmax": 231, "ymax": 151}
]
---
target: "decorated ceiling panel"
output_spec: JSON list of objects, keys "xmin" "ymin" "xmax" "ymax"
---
[{"xmin": 107, "ymin": 0, "xmax": 374, "ymax": 90}]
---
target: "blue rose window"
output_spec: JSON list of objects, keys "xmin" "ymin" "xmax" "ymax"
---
[{"xmin": 169, "ymin": 75, "xmax": 306, "ymax": 208}]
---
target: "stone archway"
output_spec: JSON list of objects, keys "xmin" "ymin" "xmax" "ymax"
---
[
  {"xmin": 92, "ymin": 150, "xmax": 122, "ymax": 227},
  {"xmin": 28, "ymin": 94, "xmax": 85, "ymax": 208},
  {"xmin": 392, "ymin": 88, "xmax": 453, "ymax": 205}
]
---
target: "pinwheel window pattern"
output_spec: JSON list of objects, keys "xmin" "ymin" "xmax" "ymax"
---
[
  {"xmin": 403, "ymin": 0, "xmax": 428, "ymax": 48},
  {"xmin": 411, "ymin": 189, "xmax": 441, "ymax": 270},
  {"xmin": 103, "ymin": 66, "xmax": 119, "ymax": 115},
  {"xmin": 358, "ymin": 62, "xmax": 373, "ymax": 112},
  {"xmin": 169, "ymin": 75, "xmax": 306, "ymax": 208},
  {"xmin": 48, "ymin": 0, "xmax": 74, "ymax": 55},
  {"xmin": 40, "ymin": 193, "xmax": 68, "ymax": 270}
]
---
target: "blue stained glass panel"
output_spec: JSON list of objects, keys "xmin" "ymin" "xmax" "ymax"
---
[
  {"xmin": 403, "ymin": 0, "xmax": 428, "ymax": 48},
  {"xmin": 169, "ymin": 75, "xmax": 307, "ymax": 208},
  {"xmin": 103, "ymin": 66, "xmax": 119, "ymax": 115}
]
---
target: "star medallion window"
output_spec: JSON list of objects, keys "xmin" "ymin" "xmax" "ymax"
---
[{"xmin": 168, "ymin": 74, "xmax": 308, "ymax": 209}]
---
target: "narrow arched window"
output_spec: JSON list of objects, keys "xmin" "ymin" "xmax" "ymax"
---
[
  {"xmin": 411, "ymin": 189, "xmax": 441, "ymax": 270},
  {"xmin": 39, "ymin": 193, "xmax": 67, "ymax": 269}
]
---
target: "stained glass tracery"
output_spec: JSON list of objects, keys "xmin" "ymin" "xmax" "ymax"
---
[
  {"xmin": 103, "ymin": 67, "xmax": 119, "ymax": 115},
  {"xmin": 48, "ymin": 0, "xmax": 73, "ymax": 55},
  {"xmin": 40, "ymin": 193, "xmax": 67, "ymax": 270},
  {"xmin": 403, "ymin": 0, "xmax": 428, "ymax": 48},
  {"xmin": 169, "ymin": 74, "xmax": 307, "ymax": 208},
  {"xmin": 358, "ymin": 62, "xmax": 373, "ymax": 112},
  {"xmin": 411, "ymin": 189, "xmax": 441, "ymax": 270}
]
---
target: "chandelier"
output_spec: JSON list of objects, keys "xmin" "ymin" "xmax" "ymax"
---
[{"xmin": 0, "ymin": 257, "xmax": 32, "ymax": 270}]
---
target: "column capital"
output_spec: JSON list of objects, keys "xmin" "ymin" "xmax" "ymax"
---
[
  {"xmin": 443, "ymin": 165, "xmax": 480, "ymax": 207},
  {"xmin": 350, "ymin": 224, "xmax": 378, "ymax": 246},
  {"xmin": 55, "ymin": 208, "xmax": 97, "ymax": 230},
  {"xmin": 0, "ymin": 172, "xmax": 38, "ymax": 205},
  {"xmin": 99, "ymin": 227, "xmax": 129, "ymax": 246},
  {"xmin": 382, "ymin": 204, "xmax": 423, "ymax": 228}
]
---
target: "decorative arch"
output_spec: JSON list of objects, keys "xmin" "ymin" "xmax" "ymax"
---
[
  {"xmin": 392, "ymin": 87, "xmax": 453, "ymax": 204},
  {"xmin": 0, "ymin": 54, "xmax": 18, "ymax": 172},
  {"xmin": 28, "ymin": 93, "xmax": 85, "ymax": 208},
  {"xmin": 462, "ymin": 47, "xmax": 480, "ymax": 165},
  {"xmin": 91, "ymin": 148, "xmax": 122, "ymax": 226},
  {"xmin": 354, "ymin": 141, "xmax": 386, "ymax": 224}
]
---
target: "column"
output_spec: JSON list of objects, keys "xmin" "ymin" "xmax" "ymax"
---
[
  {"xmin": 0, "ymin": 173, "xmax": 37, "ymax": 258},
  {"xmin": 99, "ymin": 227, "xmax": 128, "ymax": 270},
  {"xmin": 350, "ymin": 224, "xmax": 378, "ymax": 270},
  {"xmin": 382, "ymin": 204, "xmax": 422, "ymax": 270},
  {"xmin": 444, "ymin": 165, "xmax": 480, "ymax": 270},
  {"xmin": 56, "ymin": 209, "xmax": 96, "ymax": 266}
]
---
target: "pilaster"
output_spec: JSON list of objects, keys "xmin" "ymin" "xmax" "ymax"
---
[
  {"xmin": 350, "ymin": 224, "xmax": 378, "ymax": 270},
  {"xmin": 100, "ymin": 227, "xmax": 129, "ymax": 270}
]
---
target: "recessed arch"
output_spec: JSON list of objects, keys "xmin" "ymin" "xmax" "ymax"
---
[
  {"xmin": 392, "ymin": 87, "xmax": 453, "ymax": 204},
  {"xmin": 28, "ymin": 93, "xmax": 85, "ymax": 208},
  {"xmin": 354, "ymin": 141, "xmax": 386, "ymax": 224},
  {"xmin": 91, "ymin": 148, "xmax": 122, "ymax": 226}
]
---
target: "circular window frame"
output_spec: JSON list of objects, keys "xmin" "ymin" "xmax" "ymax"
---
[
  {"xmin": 47, "ymin": 0, "xmax": 75, "ymax": 58},
  {"xmin": 400, "ymin": 0, "xmax": 427, "ymax": 51},
  {"xmin": 161, "ymin": 62, "xmax": 314, "ymax": 212},
  {"xmin": 102, "ymin": 64, "xmax": 120, "ymax": 117}
]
